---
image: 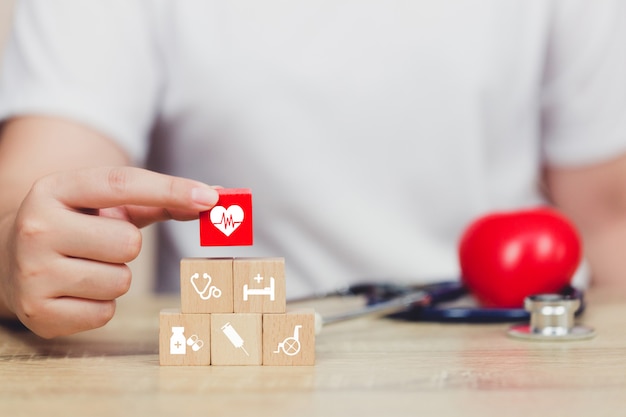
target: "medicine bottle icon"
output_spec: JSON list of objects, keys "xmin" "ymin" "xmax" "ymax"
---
[{"xmin": 170, "ymin": 326, "xmax": 186, "ymax": 355}]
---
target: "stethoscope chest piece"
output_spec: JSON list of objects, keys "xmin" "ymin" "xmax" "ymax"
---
[{"xmin": 508, "ymin": 293, "xmax": 595, "ymax": 341}]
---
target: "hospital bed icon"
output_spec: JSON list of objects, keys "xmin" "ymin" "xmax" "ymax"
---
[{"xmin": 243, "ymin": 274, "xmax": 275, "ymax": 301}]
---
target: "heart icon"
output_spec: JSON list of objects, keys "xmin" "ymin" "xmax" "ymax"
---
[
  {"xmin": 210, "ymin": 205, "xmax": 245, "ymax": 236},
  {"xmin": 458, "ymin": 207, "xmax": 581, "ymax": 308}
]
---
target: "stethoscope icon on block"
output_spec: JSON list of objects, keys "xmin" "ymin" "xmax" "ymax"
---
[
  {"xmin": 274, "ymin": 325, "xmax": 302, "ymax": 356},
  {"xmin": 190, "ymin": 272, "xmax": 222, "ymax": 300}
]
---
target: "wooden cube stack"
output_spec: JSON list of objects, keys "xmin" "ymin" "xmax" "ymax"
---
[{"xmin": 159, "ymin": 189, "xmax": 315, "ymax": 366}]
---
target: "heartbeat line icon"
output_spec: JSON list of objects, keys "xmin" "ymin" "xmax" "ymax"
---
[
  {"xmin": 210, "ymin": 205, "xmax": 244, "ymax": 236},
  {"xmin": 220, "ymin": 213, "xmax": 238, "ymax": 228}
]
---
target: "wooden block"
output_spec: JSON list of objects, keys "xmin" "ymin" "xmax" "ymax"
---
[
  {"xmin": 210, "ymin": 314, "xmax": 263, "ymax": 365},
  {"xmin": 233, "ymin": 257, "xmax": 286, "ymax": 313},
  {"xmin": 159, "ymin": 309, "xmax": 211, "ymax": 366},
  {"xmin": 180, "ymin": 258, "xmax": 234, "ymax": 313},
  {"xmin": 199, "ymin": 188, "xmax": 253, "ymax": 246},
  {"xmin": 262, "ymin": 309, "xmax": 316, "ymax": 366}
]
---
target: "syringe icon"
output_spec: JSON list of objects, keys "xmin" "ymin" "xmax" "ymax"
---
[{"xmin": 221, "ymin": 322, "xmax": 250, "ymax": 356}]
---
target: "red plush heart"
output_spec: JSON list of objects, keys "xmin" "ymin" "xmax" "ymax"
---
[{"xmin": 458, "ymin": 207, "xmax": 582, "ymax": 308}]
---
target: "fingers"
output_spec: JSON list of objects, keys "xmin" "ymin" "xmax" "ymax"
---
[
  {"xmin": 49, "ymin": 257, "xmax": 132, "ymax": 300},
  {"xmin": 40, "ymin": 166, "xmax": 218, "ymax": 211},
  {"xmin": 9, "ymin": 247, "xmax": 132, "ymax": 338},
  {"xmin": 53, "ymin": 211, "xmax": 143, "ymax": 263},
  {"xmin": 15, "ymin": 194, "xmax": 143, "ymax": 264},
  {"xmin": 9, "ymin": 253, "xmax": 131, "ymax": 338},
  {"xmin": 8, "ymin": 241, "xmax": 132, "ymax": 337},
  {"xmin": 18, "ymin": 297, "xmax": 117, "ymax": 339}
]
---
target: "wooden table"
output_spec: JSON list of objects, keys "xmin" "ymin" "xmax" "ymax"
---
[{"xmin": 1, "ymin": 289, "xmax": 625, "ymax": 417}]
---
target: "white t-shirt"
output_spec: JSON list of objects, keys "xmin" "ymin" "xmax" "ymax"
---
[{"xmin": 1, "ymin": 0, "xmax": 625, "ymax": 297}]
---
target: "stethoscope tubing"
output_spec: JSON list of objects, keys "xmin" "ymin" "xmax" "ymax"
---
[
  {"xmin": 300, "ymin": 280, "xmax": 585, "ymax": 325},
  {"xmin": 319, "ymin": 289, "xmax": 432, "ymax": 326},
  {"xmin": 389, "ymin": 304, "xmax": 532, "ymax": 323}
]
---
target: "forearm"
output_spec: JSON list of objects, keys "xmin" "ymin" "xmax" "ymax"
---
[
  {"xmin": 546, "ymin": 154, "xmax": 626, "ymax": 294},
  {"xmin": 0, "ymin": 212, "xmax": 16, "ymax": 317},
  {"xmin": 581, "ymin": 218, "xmax": 626, "ymax": 292},
  {"xmin": 0, "ymin": 115, "xmax": 130, "ymax": 203}
]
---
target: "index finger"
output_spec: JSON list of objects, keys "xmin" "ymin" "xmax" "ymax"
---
[{"xmin": 42, "ymin": 166, "xmax": 219, "ymax": 210}]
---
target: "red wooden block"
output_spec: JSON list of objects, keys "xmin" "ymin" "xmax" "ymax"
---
[{"xmin": 199, "ymin": 188, "xmax": 253, "ymax": 246}]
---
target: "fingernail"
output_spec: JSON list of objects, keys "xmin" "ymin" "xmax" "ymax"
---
[{"xmin": 191, "ymin": 187, "xmax": 219, "ymax": 207}]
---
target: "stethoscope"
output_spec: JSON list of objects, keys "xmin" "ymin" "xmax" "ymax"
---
[
  {"xmin": 313, "ymin": 280, "xmax": 585, "ymax": 322},
  {"xmin": 296, "ymin": 280, "xmax": 593, "ymax": 340}
]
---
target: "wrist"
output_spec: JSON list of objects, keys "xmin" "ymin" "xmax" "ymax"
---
[{"xmin": 0, "ymin": 211, "xmax": 17, "ymax": 318}]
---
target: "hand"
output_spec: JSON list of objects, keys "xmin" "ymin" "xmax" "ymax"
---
[{"xmin": 0, "ymin": 166, "xmax": 219, "ymax": 338}]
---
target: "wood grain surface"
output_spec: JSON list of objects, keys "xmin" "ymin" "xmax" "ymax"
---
[{"xmin": 1, "ymin": 289, "xmax": 625, "ymax": 417}]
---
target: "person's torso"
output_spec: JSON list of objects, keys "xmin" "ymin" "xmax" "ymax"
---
[{"xmin": 147, "ymin": 1, "xmax": 551, "ymax": 296}]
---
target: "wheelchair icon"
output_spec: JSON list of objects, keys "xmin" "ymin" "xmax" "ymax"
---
[{"xmin": 274, "ymin": 325, "xmax": 302, "ymax": 356}]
